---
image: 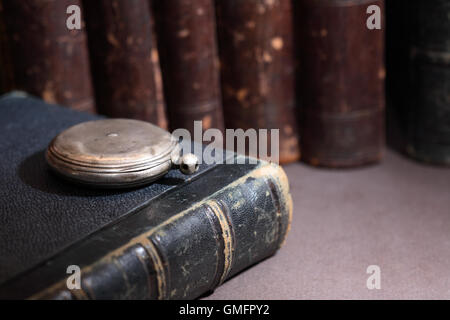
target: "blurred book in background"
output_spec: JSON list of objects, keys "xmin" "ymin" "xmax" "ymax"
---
[
  {"xmin": 386, "ymin": 0, "xmax": 450, "ymax": 166},
  {"xmin": 149, "ymin": 6, "xmax": 169, "ymax": 131},
  {"xmin": 0, "ymin": 0, "xmax": 95, "ymax": 113},
  {"xmin": 0, "ymin": 0, "xmax": 448, "ymax": 167},
  {"xmin": 83, "ymin": 0, "xmax": 166, "ymax": 127},
  {"xmin": 0, "ymin": 2, "xmax": 12, "ymax": 94},
  {"xmin": 216, "ymin": 0, "xmax": 300, "ymax": 164},
  {"xmin": 296, "ymin": 0, "xmax": 385, "ymax": 168},
  {"xmin": 153, "ymin": 0, "xmax": 224, "ymax": 134},
  {"xmin": 0, "ymin": 1, "xmax": 7, "ymax": 93}
]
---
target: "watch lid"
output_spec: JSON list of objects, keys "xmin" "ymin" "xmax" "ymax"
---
[{"xmin": 46, "ymin": 119, "xmax": 180, "ymax": 188}]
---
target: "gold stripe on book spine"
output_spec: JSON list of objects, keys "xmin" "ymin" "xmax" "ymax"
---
[
  {"xmin": 205, "ymin": 200, "xmax": 235, "ymax": 285},
  {"xmin": 28, "ymin": 161, "xmax": 292, "ymax": 300},
  {"xmin": 139, "ymin": 238, "xmax": 167, "ymax": 300}
]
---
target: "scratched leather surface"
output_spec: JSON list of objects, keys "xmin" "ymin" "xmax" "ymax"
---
[{"xmin": 0, "ymin": 93, "xmax": 218, "ymax": 285}]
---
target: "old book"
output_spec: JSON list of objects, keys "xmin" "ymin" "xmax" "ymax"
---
[
  {"xmin": 0, "ymin": 0, "xmax": 95, "ymax": 113},
  {"xmin": 296, "ymin": 0, "xmax": 385, "ymax": 167},
  {"xmin": 215, "ymin": 0, "xmax": 300, "ymax": 164},
  {"xmin": 153, "ymin": 0, "xmax": 224, "ymax": 133},
  {"xmin": 386, "ymin": 0, "xmax": 450, "ymax": 165},
  {"xmin": 385, "ymin": 0, "xmax": 408, "ymax": 154},
  {"xmin": 0, "ymin": 93, "xmax": 292, "ymax": 299},
  {"xmin": 83, "ymin": 0, "xmax": 166, "ymax": 127},
  {"xmin": 149, "ymin": 7, "xmax": 169, "ymax": 131},
  {"xmin": 0, "ymin": 1, "xmax": 12, "ymax": 94}
]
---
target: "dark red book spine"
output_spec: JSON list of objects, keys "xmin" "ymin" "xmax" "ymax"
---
[
  {"xmin": 83, "ymin": 0, "xmax": 165, "ymax": 127},
  {"xmin": 0, "ymin": 2, "xmax": 12, "ymax": 93},
  {"xmin": 149, "ymin": 8, "xmax": 168, "ymax": 131},
  {"xmin": 1, "ymin": 0, "xmax": 95, "ymax": 112},
  {"xmin": 216, "ymin": 0, "xmax": 300, "ymax": 164},
  {"xmin": 153, "ymin": 0, "xmax": 224, "ymax": 133},
  {"xmin": 296, "ymin": 0, "xmax": 385, "ymax": 167}
]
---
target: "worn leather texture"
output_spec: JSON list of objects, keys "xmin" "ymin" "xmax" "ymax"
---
[
  {"xmin": 215, "ymin": 0, "xmax": 301, "ymax": 164},
  {"xmin": 153, "ymin": 0, "xmax": 225, "ymax": 134},
  {"xmin": 296, "ymin": 0, "xmax": 385, "ymax": 167},
  {"xmin": 0, "ymin": 94, "xmax": 291, "ymax": 299},
  {"xmin": 1, "ymin": 0, "xmax": 95, "ymax": 113},
  {"xmin": 83, "ymin": 0, "xmax": 163, "ymax": 124}
]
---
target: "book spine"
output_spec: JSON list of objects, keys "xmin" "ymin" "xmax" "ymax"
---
[
  {"xmin": 385, "ymin": 0, "xmax": 409, "ymax": 153},
  {"xmin": 31, "ymin": 162, "xmax": 292, "ymax": 300},
  {"xmin": 153, "ymin": 0, "xmax": 224, "ymax": 133},
  {"xmin": 387, "ymin": 0, "xmax": 450, "ymax": 165},
  {"xmin": 216, "ymin": 0, "xmax": 300, "ymax": 164},
  {"xmin": 83, "ymin": 0, "xmax": 165, "ymax": 127},
  {"xmin": 0, "ymin": 1, "xmax": 12, "ymax": 94},
  {"xmin": 0, "ymin": 0, "xmax": 96, "ymax": 113},
  {"xmin": 296, "ymin": 0, "xmax": 385, "ymax": 167},
  {"xmin": 149, "ymin": 8, "xmax": 169, "ymax": 131}
]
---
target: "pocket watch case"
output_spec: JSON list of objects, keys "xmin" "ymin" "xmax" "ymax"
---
[{"xmin": 46, "ymin": 119, "xmax": 198, "ymax": 188}]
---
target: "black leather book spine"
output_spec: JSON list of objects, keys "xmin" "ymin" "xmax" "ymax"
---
[
  {"xmin": 387, "ymin": 0, "xmax": 450, "ymax": 165},
  {"xmin": 1, "ymin": 161, "xmax": 292, "ymax": 300}
]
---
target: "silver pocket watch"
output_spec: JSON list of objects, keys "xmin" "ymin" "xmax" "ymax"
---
[{"xmin": 46, "ymin": 119, "xmax": 199, "ymax": 188}]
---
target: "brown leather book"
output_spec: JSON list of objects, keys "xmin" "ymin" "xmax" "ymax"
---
[
  {"xmin": 153, "ymin": 0, "xmax": 224, "ymax": 133},
  {"xmin": 296, "ymin": 0, "xmax": 385, "ymax": 167},
  {"xmin": 0, "ymin": 0, "xmax": 95, "ymax": 113},
  {"xmin": 83, "ymin": 0, "xmax": 166, "ymax": 127},
  {"xmin": 149, "ymin": 7, "xmax": 169, "ymax": 131},
  {"xmin": 215, "ymin": 0, "xmax": 300, "ymax": 164}
]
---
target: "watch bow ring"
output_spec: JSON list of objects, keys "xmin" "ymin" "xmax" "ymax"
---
[{"xmin": 45, "ymin": 119, "xmax": 199, "ymax": 188}]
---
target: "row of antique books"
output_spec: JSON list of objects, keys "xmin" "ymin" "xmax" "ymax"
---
[{"xmin": 0, "ymin": 0, "xmax": 448, "ymax": 166}]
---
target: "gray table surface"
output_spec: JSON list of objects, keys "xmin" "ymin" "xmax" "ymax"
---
[{"xmin": 205, "ymin": 149, "xmax": 450, "ymax": 299}]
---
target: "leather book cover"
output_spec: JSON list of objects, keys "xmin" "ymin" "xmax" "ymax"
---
[
  {"xmin": 0, "ymin": 0, "xmax": 96, "ymax": 113},
  {"xmin": 296, "ymin": 0, "xmax": 385, "ymax": 167},
  {"xmin": 386, "ymin": 0, "xmax": 450, "ymax": 165},
  {"xmin": 0, "ymin": 93, "xmax": 292, "ymax": 299},
  {"xmin": 0, "ymin": 1, "xmax": 12, "ymax": 94},
  {"xmin": 82, "ymin": 0, "xmax": 166, "ymax": 128},
  {"xmin": 153, "ymin": 0, "xmax": 224, "ymax": 133},
  {"xmin": 215, "ymin": 0, "xmax": 300, "ymax": 164},
  {"xmin": 149, "ymin": 6, "xmax": 169, "ymax": 131}
]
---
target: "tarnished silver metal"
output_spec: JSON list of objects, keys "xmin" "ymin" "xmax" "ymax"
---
[
  {"xmin": 179, "ymin": 153, "xmax": 199, "ymax": 174},
  {"xmin": 46, "ymin": 119, "xmax": 199, "ymax": 188}
]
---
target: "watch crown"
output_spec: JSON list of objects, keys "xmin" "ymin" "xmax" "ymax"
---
[{"xmin": 179, "ymin": 153, "xmax": 199, "ymax": 175}]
